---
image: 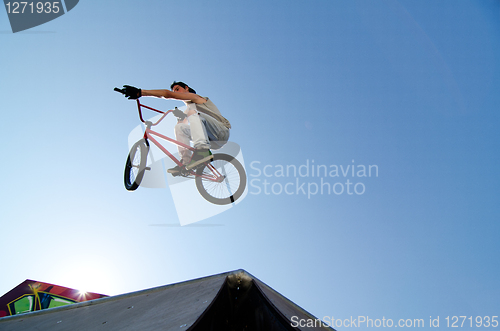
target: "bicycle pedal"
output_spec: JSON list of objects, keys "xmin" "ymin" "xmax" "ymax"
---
[{"xmin": 145, "ymin": 167, "xmax": 151, "ymax": 171}]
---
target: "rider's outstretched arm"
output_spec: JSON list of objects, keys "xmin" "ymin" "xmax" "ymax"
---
[{"xmin": 141, "ymin": 89, "xmax": 207, "ymax": 104}]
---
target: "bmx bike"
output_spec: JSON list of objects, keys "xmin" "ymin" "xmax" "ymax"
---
[{"xmin": 114, "ymin": 87, "xmax": 246, "ymax": 205}]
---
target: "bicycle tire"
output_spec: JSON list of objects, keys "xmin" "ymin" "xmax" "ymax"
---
[
  {"xmin": 124, "ymin": 140, "xmax": 148, "ymax": 191},
  {"xmin": 195, "ymin": 153, "xmax": 246, "ymax": 205}
]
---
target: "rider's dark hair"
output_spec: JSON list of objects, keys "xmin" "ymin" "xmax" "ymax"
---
[{"xmin": 170, "ymin": 81, "xmax": 196, "ymax": 94}]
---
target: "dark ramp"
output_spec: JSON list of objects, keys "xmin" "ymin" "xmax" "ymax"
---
[{"xmin": 0, "ymin": 270, "xmax": 334, "ymax": 331}]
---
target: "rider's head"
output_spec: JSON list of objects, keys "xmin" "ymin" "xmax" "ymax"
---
[{"xmin": 170, "ymin": 81, "xmax": 196, "ymax": 94}]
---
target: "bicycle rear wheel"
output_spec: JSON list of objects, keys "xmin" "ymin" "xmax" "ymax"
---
[
  {"xmin": 195, "ymin": 154, "xmax": 246, "ymax": 205},
  {"xmin": 124, "ymin": 140, "xmax": 148, "ymax": 191}
]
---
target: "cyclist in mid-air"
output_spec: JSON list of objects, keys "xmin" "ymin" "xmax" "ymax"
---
[{"xmin": 121, "ymin": 82, "xmax": 231, "ymax": 176}]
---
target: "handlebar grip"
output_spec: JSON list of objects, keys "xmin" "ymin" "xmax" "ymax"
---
[{"xmin": 114, "ymin": 87, "xmax": 125, "ymax": 94}]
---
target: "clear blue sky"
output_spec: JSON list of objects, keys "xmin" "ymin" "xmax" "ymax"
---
[{"xmin": 1, "ymin": 0, "xmax": 499, "ymax": 328}]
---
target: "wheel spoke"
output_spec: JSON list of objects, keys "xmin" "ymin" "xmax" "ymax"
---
[
  {"xmin": 124, "ymin": 140, "xmax": 148, "ymax": 191},
  {"xmin": 195, "ymin": 154, "xmax": 246, "ymax": 205}
]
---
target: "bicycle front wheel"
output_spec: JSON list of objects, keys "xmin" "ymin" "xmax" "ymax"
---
[
  {"xmin": 124, "ymin": 140, "xmax": 148, "ymax": 191},
  {"xmin": 195, "ymin": 154, "xmax": 246, "ymax": 205}
]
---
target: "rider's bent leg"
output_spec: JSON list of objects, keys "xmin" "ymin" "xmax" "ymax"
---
[
  {"xmin": 187, "ymin": 112, "xmax": 211, "ymax": 150},
  {"xmin": 172, "ymin": 113, "xmax": 212, "ymax": 168},
  {"xmin": 185, "ymin": 112, "xmax": 213, "ymax": 169},
  {"xmin": 174, "ymin": 122, "xmax": 193, "ymax": 165}
]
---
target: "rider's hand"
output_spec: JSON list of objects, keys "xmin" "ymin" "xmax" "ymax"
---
[
  {"xmin": 173, "ymin": 108, "xmax": 187, "ymax": 120},
  {"xmin": 122, "ymin": 85, "xmax": 142, "ymax": 99}
]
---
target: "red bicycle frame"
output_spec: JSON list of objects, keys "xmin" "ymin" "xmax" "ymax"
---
[{"xmin": 134, "ymin": 100, "xmax": 224, "ymax": 182}]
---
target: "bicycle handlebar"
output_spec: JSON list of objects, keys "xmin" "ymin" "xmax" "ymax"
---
[
  {"xmin": 115, "ymin": 86, "xmax": 187, "ymax": 126},
  {"xmin": 115, "ymin": 86, "xmax": 181, "ymax": 126}
]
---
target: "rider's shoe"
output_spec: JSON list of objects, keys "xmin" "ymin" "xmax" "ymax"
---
[
  {"xmin": 167, "ymin": 165, "xmax": 183, "ymax": 176},
  {"xmin": 186, "ymin": 149, "xmax": 213, "ymax": 170}
]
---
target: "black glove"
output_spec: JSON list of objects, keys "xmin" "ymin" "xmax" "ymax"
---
[
  {"xmin": 122, "ymin": 85, "xmax": 141, "ymax": 99},
  {"xmin": 173, "ymin": 107, "xmax": 187, "ymax": 120}
]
